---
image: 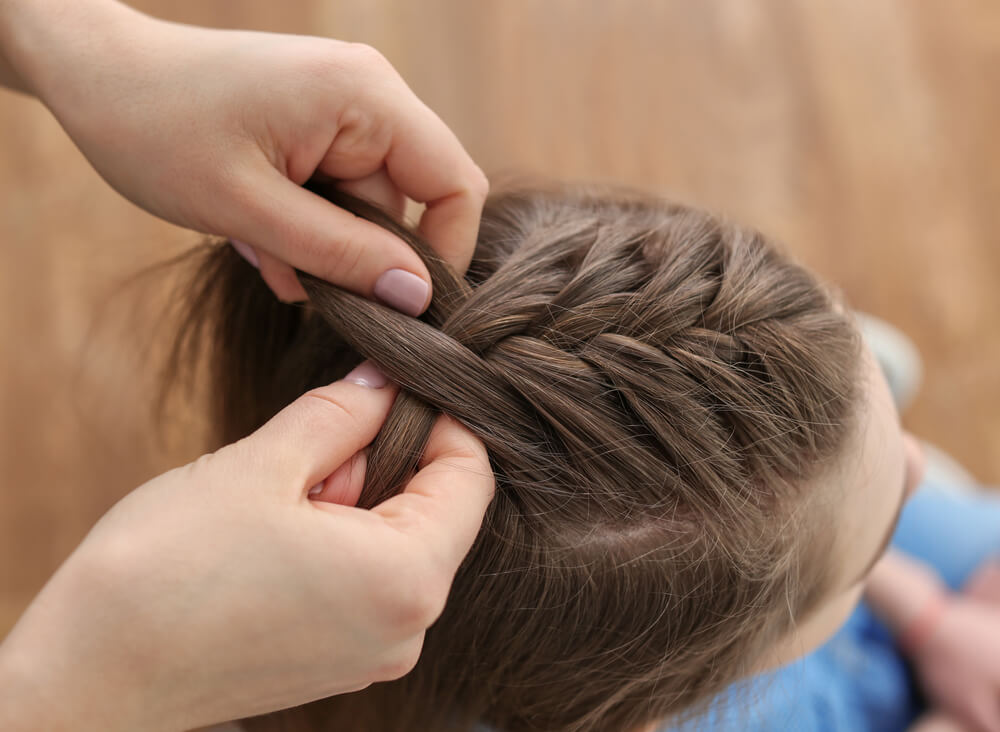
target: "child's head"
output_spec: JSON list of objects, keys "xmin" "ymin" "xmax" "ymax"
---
[{"xmin": 172, "ymin": 182, "xmax": 919, "ymax": 732}]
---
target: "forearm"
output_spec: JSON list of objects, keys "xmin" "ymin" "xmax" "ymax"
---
[
  {"xmin": 0, "ymin": 559, "xmax": 156, "ymax": 732},
  {"xmin": 0, "ymin": 646, "xmax": 146, "ymax": 732},
  {"xmin": 864, "ymin": 548, "xmax": 948, "ymax": 636},
  {"xmin": 0, "ymin": 639, "xmax": 82, "ymax": 732}
]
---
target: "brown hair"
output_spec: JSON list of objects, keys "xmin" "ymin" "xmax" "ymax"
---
[{"xmin": 167, "ymin": 181, "xmax": 862, "ymax": 732}]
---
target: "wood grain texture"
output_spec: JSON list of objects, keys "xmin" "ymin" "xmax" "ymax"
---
[{"xmin": 2, "ymin": 0, "xmax": 999, "ymax": 633}]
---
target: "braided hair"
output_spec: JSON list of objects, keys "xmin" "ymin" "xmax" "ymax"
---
[{"xmin": 168, "ymin": 182, "xmax": 862, "ymax": 732}]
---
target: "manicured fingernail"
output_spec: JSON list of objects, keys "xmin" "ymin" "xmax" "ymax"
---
[
  {"xmin": 343, "ymin": 360, "xmax": 387, "ymax": 388},
  {"xmin": 373, "ymin": 269, "xmax": 430, "ymax": 317},
  {"xmin": 230, "ymin": 239, "xmax": 259, "ymax": 269}
]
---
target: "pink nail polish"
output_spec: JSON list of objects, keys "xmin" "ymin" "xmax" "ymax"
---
[
  {"xmin": 373, "ymin": 269, "xmax": 430, "ymax": 317},
  {"xmin": 343, "ymin": 360, "xmax": 388, "ymax": 388},
  {"xmin": 230, "ymin": 239, "xmax": 260, "ymax": 269}
]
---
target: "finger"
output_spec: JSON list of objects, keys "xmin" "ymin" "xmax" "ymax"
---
[
  {"xmin": 962, "ymin": 691, "xmax": 1000, "ymax": 732},
  {"xmin": 371, "ymin": 415, "xmax": 495, "ymax": 574},
  {"xmin": 382, "ymin": 105, "xmax": 488, "ymax": 275},
  {"xmin": 964, "ymin": 560, "xmax": 1000, "ymax": 605},
  {"xmin": 228, "ymin": 167, "xmax": 432, "ymax": 316},
  {"xmin": 229, "ymin": 239, "xmax": 307, "ymax": 302},
  {"xmin": 231, "ymin": 239, "xmax": 260, "ymax": 268},
  {"xmin": 256, "ymin": 249, "xmax": 309, "ymax": 302},
  {"xmin": 337, "ymin": 168, "xmax": 407, "ymax": 221},
  {"xmin": 242, "ymin": 362, "xmax": 397, "ymax": 495},
  {"xmin": 308, "ymin": 449, "xmax": 368, "ymax": 506}
]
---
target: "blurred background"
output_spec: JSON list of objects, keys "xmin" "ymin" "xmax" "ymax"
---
[{"xmin": 2, "ymin": 1, "xmax": 999, "ymax": 635}]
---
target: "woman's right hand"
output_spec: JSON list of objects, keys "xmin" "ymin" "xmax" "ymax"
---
[{"xmin": 0, "ymin": 369, "xmax": 495, "ymax": 731}]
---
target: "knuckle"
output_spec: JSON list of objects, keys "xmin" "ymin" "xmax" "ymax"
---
[
  {"xmin": 375, "ymin": 637, "xmax": 425, "ymax": 681},
  {"xmin": 287, "ymin": 39, "xmax": 370, "ymax": 84},
  {"xmin": 190, "ymin": 450, "xmax": 219, "ymax": 473},
  {"xmin": 335, "ymin": 103, "xmax": 374, "ymax": 135},
  {"xmin": 301, "ymin": 388, "xmax": 361, "ymax": 431},
  {"xmin": 436, "ymin": 416, "xmax": 491, "ymax": 466},
  {"xmin": 376, "ymin": 558, "xmax": 450, "ymax": 635},
  {"xmin": 459, "ymin": 431, "xmax": 491, "ymax": 467},
  {"xmin": 469, "ymin": 167, "xmax": 490, "ymax": 201},
  {"xmin": 224, "ymin": 166, "xmax": 269, "ymax": 219},
  {"xmin": 344, "ymin": 42, "xmax": 391, "ymax": 73},
  {"xmin": 322, "ymin": 230, "xmax": 368, "ymax": 283},
  {"xmin": 257, "ymin": 260, "xmax": 303, "ymax": 303},
  {"xmin": 410, "ymin": 566, "xmax": 450, "ymax": 626}
]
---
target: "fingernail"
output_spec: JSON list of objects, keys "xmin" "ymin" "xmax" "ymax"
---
[
  {"xmin": 230, "ymin": 239, "xmax": 259, "ymax": 269},
  {"xmin": 373, "ymin": 269, "xmax": 430, "ymax": 317},
  {"xmin": 343, "ymin": 360, "xmax": 388, "ymax": 388}
]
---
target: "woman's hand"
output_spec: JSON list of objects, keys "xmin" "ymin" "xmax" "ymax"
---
[
  {"xmin": 0, "ymin": 366, "xmax": 495, "ymax": 732},
  {"xmin": 0, "ymin": 0, "xmax": 488, "ymax": 308}
]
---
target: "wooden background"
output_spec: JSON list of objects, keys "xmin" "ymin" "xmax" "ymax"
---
[{"xmin": 2, "ymin": 0, "xmax": 999, "ymax": 635}]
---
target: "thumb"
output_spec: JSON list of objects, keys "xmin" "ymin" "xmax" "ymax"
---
[
  {"xmin": 227, "ymin": 168, "xmax": 433, "ymax": 316},
  {"xmin": 372, "ymin": 415, "xmax": 495, "ymax": 577},
  {"xmin": 237, "ymin": 362, "xmax": 398, "ymax": 497}
]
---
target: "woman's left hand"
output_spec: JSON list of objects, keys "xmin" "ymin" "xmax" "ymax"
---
[{"xmin": 0, "ymin": 0, "xmax": 488, "ymax": 306}]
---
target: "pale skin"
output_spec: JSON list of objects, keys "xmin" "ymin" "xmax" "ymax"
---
[{"xmin": 0, "ymin": 0, "xmax": 495, "ymax": 730}]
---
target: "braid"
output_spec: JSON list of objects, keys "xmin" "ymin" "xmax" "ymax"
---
[{"xmin": 302, "ymin": 185, "xmax": 857, "ymax": 521}]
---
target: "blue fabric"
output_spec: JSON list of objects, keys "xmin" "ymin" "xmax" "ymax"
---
[{"xmin": 665, "ymin": 484, "xmax": 1000, "ymax": 732}]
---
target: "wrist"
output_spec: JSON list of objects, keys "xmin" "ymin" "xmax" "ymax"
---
[
  {"xmin": 0, "ymin": 641, "xmax": 51, "ymax": 731},
  {"xmin": 0, "ymin": 0, "xmax": 141, "ymax": 103},
  {"xmin": 0, "ymin": 632, "xmax": 107, "ymax": 731},
  {"xmin": 0, "ymin": 560, "xmax": 161, "ymax": 732}
]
